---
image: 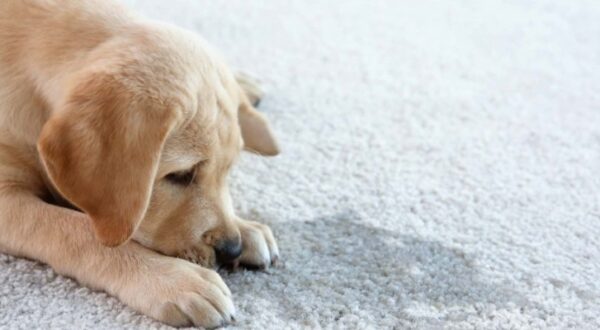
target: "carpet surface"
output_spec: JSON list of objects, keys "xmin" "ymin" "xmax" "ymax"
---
[{"xmin": 2, "ymin": 0, "xmax": 600, "ymax": 329}]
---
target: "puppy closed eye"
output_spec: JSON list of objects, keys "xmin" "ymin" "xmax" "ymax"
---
[{"xmin": 165, "ymin": 168, "xmax": 195, "ymax": 186}]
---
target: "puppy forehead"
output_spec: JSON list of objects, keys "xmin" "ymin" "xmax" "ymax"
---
[
  {"xmin": 162, "ymin": 113, "xmax": 212, "ymax": 163},
  {"xmin": 160, "ymin": 103, "xmax": 240, "ymax": 169},
  {"xmin": 146, "ymin": 30, "xmax": 243, "ymax": 170}
]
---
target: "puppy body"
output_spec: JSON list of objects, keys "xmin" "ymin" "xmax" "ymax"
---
[{"xmin": 0, "ymin": 1, "xmax": 279, "ymax": 327}]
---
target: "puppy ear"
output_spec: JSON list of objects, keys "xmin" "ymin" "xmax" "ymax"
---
[
  {"xmin": 38, "ymin": 71, "xmax": 179, "ymax": 247},
  {"xmin": 238, "ymin": 102, "xmax": 280, "ymax": 156}
]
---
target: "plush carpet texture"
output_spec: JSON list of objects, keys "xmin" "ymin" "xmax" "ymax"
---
[{"xmin": 1, "ymin": 0, "xmax": 600, "ymax": 329}]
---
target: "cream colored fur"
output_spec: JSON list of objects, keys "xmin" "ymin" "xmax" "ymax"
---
[{"xmin": 0, "ymin": 0, "xmax": 280, "ymax": 327}]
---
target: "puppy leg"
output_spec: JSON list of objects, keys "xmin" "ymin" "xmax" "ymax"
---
[
  {"xmin": 235, "ymin": 217, "xmax": 279, "ymax": 269},
  {"xmin": 235, "ymin": 72, "xmax": 264, "ymax": 107},
  {"xmin": 0, "ymin": 188, "xmax": 235, "ymax": 328}
]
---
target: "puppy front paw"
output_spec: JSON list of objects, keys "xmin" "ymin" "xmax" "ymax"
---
[
  {"xmin": 120, "ymin": 256, "xmax": 235, "ymax": 328},
  {"xmin": 235, "ymin": 218, "xmax": 279, "ymax": 269}
]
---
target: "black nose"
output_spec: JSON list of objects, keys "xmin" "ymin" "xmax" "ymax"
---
[{"xmin": 215, "ymin": 238, "xmax": 242, "ymax": 264}]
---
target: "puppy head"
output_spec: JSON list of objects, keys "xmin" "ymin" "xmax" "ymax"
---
[{"xmin": 37, "ymin": 27, "xmax": 278, "ymax": 265}]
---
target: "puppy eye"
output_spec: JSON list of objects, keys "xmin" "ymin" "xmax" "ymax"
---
[{"xmin": 165, "ymin": 169, "xmax": 195, "ymax": 186}]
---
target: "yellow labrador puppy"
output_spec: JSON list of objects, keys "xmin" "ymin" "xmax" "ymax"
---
[{"xmin": 0, "ymin": 0, "xmax": 280, "ymax": 327}]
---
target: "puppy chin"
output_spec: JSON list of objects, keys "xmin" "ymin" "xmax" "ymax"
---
[{"xmin": 177, "ymin": 245, "xmax": 217, "ymax": 268}]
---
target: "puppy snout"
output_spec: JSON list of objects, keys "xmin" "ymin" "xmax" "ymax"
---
[{"xmin": 215, "ymin": 237, "xmax": 242, "ymax": 264}]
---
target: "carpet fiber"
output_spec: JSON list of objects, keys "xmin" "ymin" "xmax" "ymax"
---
[{"xmin": 2, "ymin": 0, "xmax": 600, "ymax": 329}]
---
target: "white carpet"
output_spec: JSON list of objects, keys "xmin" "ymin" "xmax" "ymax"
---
[{"xmin": 2, "ymin": 0, "xmax": 600, "ymax": 329}]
